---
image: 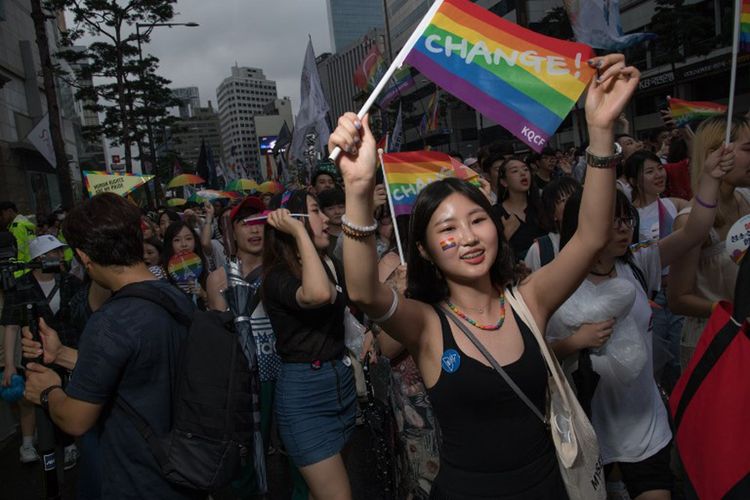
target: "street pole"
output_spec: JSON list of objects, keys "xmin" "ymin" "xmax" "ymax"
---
[{"xmin": 30, "ymin": 0, "xmax": 75, "ymax": 209}]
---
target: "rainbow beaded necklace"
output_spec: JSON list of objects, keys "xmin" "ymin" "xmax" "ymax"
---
[{"xmin": 445, "ymin": 292, "xmax": 506, "ymax": 331}]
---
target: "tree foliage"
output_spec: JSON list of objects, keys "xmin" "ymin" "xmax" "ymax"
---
[
  {"xmin": 49, "ymin": 0, "xmax": 181, "ymax": 172},
  {"xmin": 650, "ymin": 0, "xmax": 716, "ymax": 67}
]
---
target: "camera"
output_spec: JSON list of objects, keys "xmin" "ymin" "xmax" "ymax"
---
[{"xmin": 0, "ymin": 232, "xmax": 61, "ymax": 291}]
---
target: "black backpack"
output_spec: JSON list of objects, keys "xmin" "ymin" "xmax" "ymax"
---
[{"xmin": 112, "ymin": 283, "xmax": 253, "ymax": 491}]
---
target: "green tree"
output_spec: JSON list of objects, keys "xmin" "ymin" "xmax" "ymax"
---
[
  {"xmin": 650, "ymin": 0, "xmax": 716, "ymax": 96},
  {"xmin": 51, "ymin": 0, "xmax": 179, "ymax": 174}
]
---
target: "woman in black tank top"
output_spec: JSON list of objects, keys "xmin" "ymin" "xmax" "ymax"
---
[{"xmin": 329, "ymin": 53, "xmax": 640, "ymax": 499}]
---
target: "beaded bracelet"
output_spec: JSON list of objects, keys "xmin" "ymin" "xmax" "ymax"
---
[
  {"xmin": 341, "ymin": 223, "xmax": 375, "ymax": 240},
  {"xmin": 695, "ymin": 194, "xmax": 718, "ymax": 209},
  {"xmin": 341, "ymin": 214, "xmax": 378, "ymax": 233}
]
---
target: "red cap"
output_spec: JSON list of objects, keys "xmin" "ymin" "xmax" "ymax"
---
[{"xmin": 230, "ymin": 196, "xmax": 265, "ymax": 222}]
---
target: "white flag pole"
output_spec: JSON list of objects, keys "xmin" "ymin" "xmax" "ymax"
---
[
  {"xmin": 329, "ymin": 0, "xmax": 445, "ymax": 161},
  {"xmin": 378, "ymin": 148, "xmax": 406, "ymax": 265},
  {"xmin": 725, "ymin": 0, "xmax": 742, "ymax": 144}
]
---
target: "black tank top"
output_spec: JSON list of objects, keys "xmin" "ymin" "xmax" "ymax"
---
[{"xmin": 427, "ymin": 305, "xmax": 566, "ymax": 499}]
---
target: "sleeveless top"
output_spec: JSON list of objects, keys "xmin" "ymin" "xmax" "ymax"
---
[
  {"xmin": 678, "ymin": 188, "xmax": 750, "ymax": 367},
  {"xmin": 427, "ymin": 305, "xmax": 565, "ymax": 499}
]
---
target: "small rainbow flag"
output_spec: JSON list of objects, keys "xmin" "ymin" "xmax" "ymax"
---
[
  {"xmin": 354, "ymin": 43, "xmax": 386, "ymax": 91},
  {"xmin": 378, "ymin": 66, "xmax": 416, "ymax": 108},
  {"xmin": 382, "ymin": 151, "xmax": 481, "ymax": 216},
  {"xmin": 403, "ymin": 0, "xmax": 595, "ymax": 152},
  {"xmin": 440, "ymin": 237, "xmax": 458, "ymax": 251},
  {"xmin": 668, "ymin": 97, "xmax": 727, "ymax": 127},
  {"xmin": 742, "ymin": 0, "xmax": 750, "ymax": 52},
  {"xmin": 420, "ymin": 89, "xmax": 441, "ymax": 134}
]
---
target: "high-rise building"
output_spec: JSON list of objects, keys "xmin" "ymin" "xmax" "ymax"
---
[
  {"xmin": 171, "ymin": 87, "xmax": 200, "ymax": 118},
  {"xmin": 169, "ymin": 101, "xmax": 223, "ymax": 168},
  {"xmin": 216, "ymin": 65, "xmax": 278, "ymax": 180},
  {"xmin": 326, "ymin": 0, "xmax": 385, "ymax": 53},
  {"xmin": 0, "ymin": 3, "xmax": 83, "ymax": 212},
  {"xmin": 317, "ymin": 29, "xmax": 384, "ymax": 122}
]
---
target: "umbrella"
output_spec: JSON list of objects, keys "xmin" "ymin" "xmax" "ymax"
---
[
  {"xmin": 166, "ymin": 173, "xmax": 205, "ymax": 189},
  {"xmin": 257, "ymin": 180, "xmax": 283, "ymax": 194},
  {"xmin": 188, "ymin": 190, "xmax": 237, "ymax": 203},
  {"xmin": 571, "ymin": 349, "xmax": 600, "ymax": 419},
  {"xmin": 226, "ymin": 179, "xmax": 259, "ymax": 192},
  {"xmin": 166, "ymin": 198, "xmax": 186, "ymax": 207},
  {"xmin": 222, "ymin": 259, "xmax": 267, "ymax": 493}
]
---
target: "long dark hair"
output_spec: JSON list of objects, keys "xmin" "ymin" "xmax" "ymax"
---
[
  {"xmin": 161, "ymin": 221, "xmax": 208, "ymax": 288},
  {"xmin": 540, "ymin": 177, "xmax": 581, "ymax": 233},
  {"xmin": 624, "ymin": 149, "xmax": 662, "ymax": 203},
  {"xmin": 559, "ymin": 190, "xmax": 640, "ymax": 262},
  {"xmin": 262, "ymin": 190, "xmax": 318, "ymax": 281},
  {"xmin": 406, "ymin": 178, "xmax": 516, "ymax": 304}
]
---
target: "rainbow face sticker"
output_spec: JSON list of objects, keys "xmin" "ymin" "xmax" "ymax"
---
[{"xmin": 440, "ymin": 237, "xmax": 457, "ymax": 252}]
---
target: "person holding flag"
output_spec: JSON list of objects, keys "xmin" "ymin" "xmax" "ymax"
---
[{"xmin": 330, "ymin": 53, "xmax": 639, "ymax": 499}]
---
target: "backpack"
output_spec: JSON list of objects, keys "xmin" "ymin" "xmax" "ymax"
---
[
  {"xmin": 112, "ymin": 283, "xmax": 253, "ymax": 491},
  {"xmin": 536, "ymin": 234, "xmax": 555, "ymax": 267}
]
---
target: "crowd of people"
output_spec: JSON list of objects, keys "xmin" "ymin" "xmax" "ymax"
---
[{"xmin": 0, "ymin": 52, "xmax": 748, "ymax": 500}]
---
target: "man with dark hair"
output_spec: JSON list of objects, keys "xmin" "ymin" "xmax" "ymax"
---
[
  {"xmin": 22, "ymin": 193, "xmax": 202, "ymax": 499},
  {"xmin": 1, "ymin": 201, "xmax": 36, "ymax": 273},
  {"xmin": 533, "ymin": 146, "xmax": 558, "ymax": 190},
  {"xmin": 318, "ymin": 188, "xmax": 345, "ymax": 259}
]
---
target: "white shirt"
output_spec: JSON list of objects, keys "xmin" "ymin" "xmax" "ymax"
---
[
  {"xmin": 37, "ymin": 277, "xmax": 60, "ymax": 315},
  {"xmin": 523, "ymin": 232, "xmax": 560, "ymax": 272},
  {"xmin": 547, "ymin": 242, "xmax": 672, "ymax": 464},
  {"xmin": 616, "ymin": 178, "xmax": 633, "ymax": 202}
]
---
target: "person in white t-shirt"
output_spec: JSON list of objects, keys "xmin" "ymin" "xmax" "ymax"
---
[
  {"xmin": 625, "ymin": 149, "xmax": 691, "ymax": 390},
  {"xmin": 546, "ymin": 140, "xmax": 733, "ymax": 500}
]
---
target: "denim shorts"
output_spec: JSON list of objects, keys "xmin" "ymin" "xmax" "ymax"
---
[{"xmin": 274, "ymin": 358, "xmax": 356, "ymax": 467}]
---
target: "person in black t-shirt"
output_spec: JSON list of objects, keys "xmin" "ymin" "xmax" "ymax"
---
[
  {"xmin": 261, "ymin": 189, "xmax": 356, "ymax": 499},
  {"xmin": 21, "ymin": 193, "xmax": 203, "ymax": 500},
  {"xmin": 491, "ymin": 157, "xmax": 546, "ymax": 260}
]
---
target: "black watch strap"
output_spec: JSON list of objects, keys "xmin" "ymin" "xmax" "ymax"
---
[{"xmin": 40, "ymin": 385, "xmax": 63, "ymax": 412}]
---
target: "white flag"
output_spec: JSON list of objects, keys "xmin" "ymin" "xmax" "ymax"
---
[
  {"xmin": 289, "ymin": 38, "xmax": 331, "ymax": 162},
  {"xmin": 390, "ymin": 103, "xmax": 404, "ymax": 153},
  {"xmin": 563, "ymin": 0, "xmax": 655, "ymax": 50},
  {"xmin": 26, "ymin": 114, "xmax": 57, "ymax": 168}
]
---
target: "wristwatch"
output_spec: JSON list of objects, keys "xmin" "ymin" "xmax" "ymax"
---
[
  {"xmin": 585, "ymin": 142, "xmax": 623, "ymax": 169},
  {"xmin": 40, "ymin": 385, "xmax": 63, "ymax": 413}
]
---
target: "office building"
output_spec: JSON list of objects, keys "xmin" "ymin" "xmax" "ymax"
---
[
  {"xmin": 169, "ymin": 101, "xmax": 223, "ymax": 168},
  {"xmin": 172, "ymin": 86, "xmax": 200, "ymax": 118},
  {"xmin": 326, "ymin": 0, "xmax": 385, "ymax": 53},
  {"xmin": 216, "ymin": 65, "xmax": 279, "ymax": 180}
]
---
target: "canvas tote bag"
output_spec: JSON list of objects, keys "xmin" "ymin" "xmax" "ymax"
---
[{"xmin": 506, "ymin": 287, "xmax": 606, "ymax": 500}]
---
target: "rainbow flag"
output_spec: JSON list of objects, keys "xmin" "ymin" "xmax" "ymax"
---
[
  {"xmin": 420, "ymin": 89, "xmax": 441, "ymax": 134},
  {"xmin": 742, "ymin": 0, "xmax": 750, "ymax": 52},
  {"xmin": 668, "ymin": 97, "xmax": 727, "ymax": 127},
  {"xmin": 83, "ymin": 171, "xmax": 154, "ymax": 197},
  {"xmin": 354, "ymin": 43, "xmax": 386, "ymax": 91},
  {"xmin": 403, "ymin": 0, "xmax": 595, "ymax": 152},
  {"xmin": 378, "ymin": 66, "xmax": 416, "ymax": 108},
  {"xmin": 382, "ymin": 151, "xmax": 481, "ymax": 216}
]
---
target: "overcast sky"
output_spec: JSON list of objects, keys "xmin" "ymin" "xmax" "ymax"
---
[{"xmin": 73, "ymin": 0, "xmax": 334, "ymax": 115}]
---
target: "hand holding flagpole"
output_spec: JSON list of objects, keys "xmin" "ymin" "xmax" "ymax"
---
[{"xmin": 329, "ymin": 0, "xmax": 445, "ymax": 162}]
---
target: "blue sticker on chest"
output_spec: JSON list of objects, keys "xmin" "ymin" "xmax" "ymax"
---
[{"xmin": 441, "ymin": 349, "xmax": 461, "ymax": 374}]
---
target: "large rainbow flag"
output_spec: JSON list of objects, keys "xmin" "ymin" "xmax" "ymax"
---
[
  {"xmin": 382, "ymin": 151, "xmax": 480, "ymax": 216},
  {"xmin": 742, "ymin": 0, "xmax": 750, "ymax": 52},
  {"xmin": 403, "ymin": 0, "xmax": 596, "ymax": 152},
  {"xmin": 668, "ymin": 97, "xmax": 727, "ymax": 127}
]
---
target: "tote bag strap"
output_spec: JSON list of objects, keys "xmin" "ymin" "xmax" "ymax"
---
[
  {"xmin": 504, "ymin": 287, "xmax": 575, "ymax": 418},
  {"xmin": 441, "ymin": 306, "xmax": 547, "ymax": 425}
]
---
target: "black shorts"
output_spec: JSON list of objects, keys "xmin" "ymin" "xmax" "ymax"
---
[{"xmin": 605, "ymin": 442, "xmax": 674, "ymax": 499}]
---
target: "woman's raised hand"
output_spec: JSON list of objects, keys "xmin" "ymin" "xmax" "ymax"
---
[
  {"xmin": 267, "ymin": 209, "xmax": 306, "ymax": 237},
  {"xmin": 703, "ymin": 143, "xmax": 735, "ymax": 180},
  {"xmin": 585, "ymin": 54, "xmax": 640, "ymax": 131},
  {"xmin": 328, "ymin": 113, "xmax": 378, "ymax": 188}
]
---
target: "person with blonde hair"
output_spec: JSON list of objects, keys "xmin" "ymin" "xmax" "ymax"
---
[{"xmin": 668, "ymin": 115, "xmax": 750, "ymax": 366}]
